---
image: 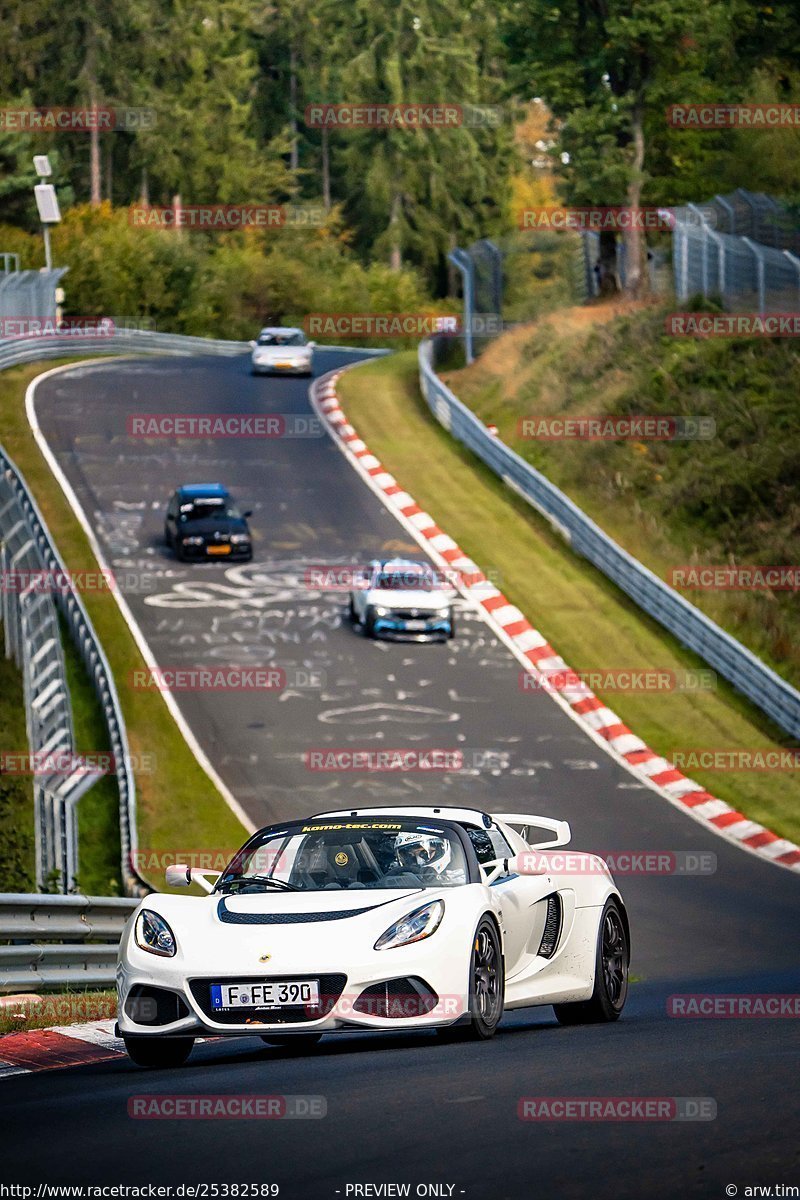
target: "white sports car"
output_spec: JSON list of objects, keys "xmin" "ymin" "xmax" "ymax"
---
[
  {"xmin": 117, "ymin": 806, "xmax": 630, "ymax": 1067},
  {"xmin": 250, "ymin": 327, "xmax": 315, "ymax": 376}
]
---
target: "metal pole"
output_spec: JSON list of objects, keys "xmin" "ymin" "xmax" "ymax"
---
[
  {"xmin": 742, "ymin": 237, "xmax": 766, "ymax": 314},
  {"xmin": 783, "ymin": 250, "xmax": 800, "ymax": 305},
  {"xmin": 42, "ymin": 226, "xmax": 52, "ymax": 272},
  {"xmin": 447, "ymin": 249, "xmax": 475, "ymax": 364}
]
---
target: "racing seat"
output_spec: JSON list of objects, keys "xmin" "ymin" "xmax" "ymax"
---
[{"xmin": 321, "ymin": 844, "xmax": 365, "ymax": 889}]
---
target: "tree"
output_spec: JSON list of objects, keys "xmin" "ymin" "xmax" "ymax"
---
[
  {"xmin": 330, "ymin": 0, "xmax": 513, "ymax": 282},
  {"xmin": 504, "ymin": 0, "xmax": 732, "ymax": 296}
]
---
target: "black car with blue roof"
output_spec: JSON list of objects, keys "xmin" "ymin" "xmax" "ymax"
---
[{"xmin": 164, "ymin": 483, "xmax": 253, "ymax": 562}]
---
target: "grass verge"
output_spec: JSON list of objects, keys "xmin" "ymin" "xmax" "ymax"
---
[
  {"xmin": 0, "ymin": 989, "xmax": 115, "ymax": 1034},
  {"xmin": 444, "ymin": 301, "xmax": 800, "ymax": 689},
  {"xmin": 337, "ymin": 351, "xmax": 800, "ymax": 845},
  {"xmin": 0, "ymin": 360, "xmax": 248, "ymax": 891},
  {"xmin": 0, "ymin": 643, "xmax": 35, "ymax": 891}
]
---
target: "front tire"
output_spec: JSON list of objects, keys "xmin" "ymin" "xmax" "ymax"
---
[
  {"xmin": 439, "ymin": 917, "xmax": 504, "ymax": 1041},
  {"xmin": 553, "ymin": 899, "xmax": 629, "ymax": 1025},
  {"xmin": 123, "ymin": 1035, "xmax": 194, "ymax": 1068},
  {"xmin": 364, "ymin": 606, "xmax": 377, "ymax": 638}
]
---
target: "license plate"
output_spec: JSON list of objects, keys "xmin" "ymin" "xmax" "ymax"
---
[
  {"xmin": 207, "ymin": 544, "xmax": 231, "ymax": 555},
  {"xmin": 210, "ymin": 980, "xmax": 320, "ymax": 1010},
  {"xmin": 275, "ymin": 362, "xmax": 293, "ymax": 369},
  {"xmin": 405, "ymin": 619, "xmax": 428, "ymax": 630}
]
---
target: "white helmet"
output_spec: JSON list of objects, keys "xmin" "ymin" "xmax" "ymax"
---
[{"xmin": 395, "ymin": 831, "xmax": 451, "ymax": 875}]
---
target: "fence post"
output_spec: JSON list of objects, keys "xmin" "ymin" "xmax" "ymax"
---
[
  {"xmin": 783, "ymin": 250, "xmax": 800, "ymax": 305},
  {"xmin": 742, "ymin": 237, "xmax": 767, "ymax": 313},
  {"xmin": 714, "ymin": 194, "xmax": 736, "ymax": 235},
  {"xmin": 447, "ymin": 248, "xmax": 475, "ymax": 364}
]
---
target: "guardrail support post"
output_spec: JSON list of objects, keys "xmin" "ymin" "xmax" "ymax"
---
[{"xmin": 447, "ymin": 248, "xmax": 475, "ymax": 365}]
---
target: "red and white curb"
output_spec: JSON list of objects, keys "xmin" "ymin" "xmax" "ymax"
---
[
  {"xmin": 0, "ymin": 1020, "xmax": 124, "ymax": 1079},
  {"xmin": 311, "ymin": 369, "xmax": 800, "ymax": 874}
]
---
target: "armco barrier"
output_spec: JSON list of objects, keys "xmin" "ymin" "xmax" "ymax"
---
[
  {"xmin": 418, "ymin": 337, "xmax": 800, "ymax": 739},
  {"xmin": 0, "ymin": 893, "xmax": 138, "ymax": 992}
]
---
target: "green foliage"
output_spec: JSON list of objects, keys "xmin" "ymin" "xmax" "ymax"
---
[
  {"xmin": 0, "ymin": 203, "xmax": 444, "ymax": 345},
  {"xmin": 449, "ymin": 304, "xmax": 800, "ymax": 686}
]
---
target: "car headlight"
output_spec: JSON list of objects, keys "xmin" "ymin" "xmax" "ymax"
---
[
  {"xmin": 230, "ymin": 534, "xmax": 251, "ymax": 544},
  {"xmin": 181, "ymin": 535, "xmax": 204, "ymax": 546},
  {"xmin": 135, "ymin": 909, "xmax": 177, "ymax": 957},
  {"xmin": 435, "ymin": 608, "xmax": 450, "ymax": 618},
  {"xmin": 373, "ymin": 606, "xmax": 389, "ymax": 616},
  {"xmin": 374, "ymin": 900, "xmax": 444, "ymax": 951}
]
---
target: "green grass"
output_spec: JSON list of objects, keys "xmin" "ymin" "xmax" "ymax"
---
[
  {"xmin": 0, "ymin": 644, "xmax": 36, "ymax": 891},
  {"xmin": 444, "ymin": 301, "xmax": 800, "ymax": 690},
  {"xmin": 59, "ymin": 616, "xmax": 122, "ymax": 895},
  {"xmin": 337, "ymin": 351, "xmax": 800, "ymax": 845},
  {"xmin": 0, "ymin": 989, "xmax": 115, "ymax": 1033},
  {"xmin": 0, "ymin": 361, "xmax": 248, "ymax": 892}
]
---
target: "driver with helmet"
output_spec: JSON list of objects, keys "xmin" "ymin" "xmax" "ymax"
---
[{"xmin": 393, "ymin": 831, "xmax": 461, "ymax": 883}]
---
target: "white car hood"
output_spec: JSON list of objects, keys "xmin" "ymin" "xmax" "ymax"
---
[
  {"xmin": 366, "ymin": 588, "xmax": 450, "ymax": 610},
  {"xmin": 135, "ymin": 888, "xmax": 440, "ymax": 973}
]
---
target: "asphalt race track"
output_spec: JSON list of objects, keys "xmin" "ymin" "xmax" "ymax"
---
[{"xmin": 2, "ymin": 349, "xmax": 797, "ymax": 1198}]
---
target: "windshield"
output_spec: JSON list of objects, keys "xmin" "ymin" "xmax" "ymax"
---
[
  {"xmin": 180, "ymin": 499, "xmax": 241, "ymax": 521},
  {"xmin": 374, "ymin": 568, "xmax": 436, "ymax": 591},
  {"xmin": 257, "ymin": 332, "xmax": 305, "ymax": 346},
  {"xmin": 216, "ymin": 819, "xmax": 469, "ymax": 893}
]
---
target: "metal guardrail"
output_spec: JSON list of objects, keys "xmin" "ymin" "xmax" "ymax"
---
[
  {"xmin": 0, "ymin": 329, "xmax": 252, "ymax": 896},
  {"xmin": 0, "ymin": 893, "xmax": 137, "ymax": 992},
  {"xmin": 418, "ymin": 338, "xmax": 800, "ymax": 739}
]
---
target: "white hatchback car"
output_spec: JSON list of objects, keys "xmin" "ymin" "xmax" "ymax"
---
[{"xmin": 250, "ymin": 327, "xmax": 315, "ymax": 376}]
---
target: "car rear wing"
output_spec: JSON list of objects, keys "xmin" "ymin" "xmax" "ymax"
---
[{"xmin": 495, "ymin": 813, "xmax": 571, "ymax": 850}]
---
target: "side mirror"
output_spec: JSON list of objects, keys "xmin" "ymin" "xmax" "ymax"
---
[
  {"xmin": 480, "ymin": 854, "xmax": 547, "ymax": 883},
  {"xmin": 307, "ymin": 341, "xmax": 316, "ymax": 349},
  {"xmin": 509, "ymin": 852, "xmax": 549, "ymax": 876},
  {"xmin": 249, "ymin": 340, "xmax": 256, "ymax": 348},
  {"xmin": 165, "ymin": 864, "xmax": 218, "ymax": 893},
  {"xmin": 243, "ymin": 509, "xmax": 253, "ymax": 519}
]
